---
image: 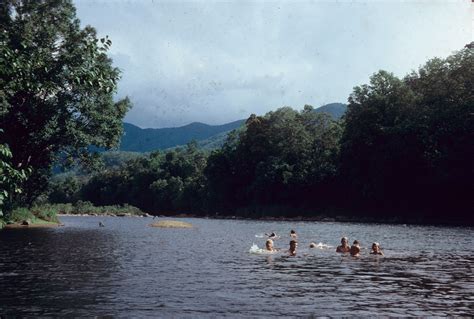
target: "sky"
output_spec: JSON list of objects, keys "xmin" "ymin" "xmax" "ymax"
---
[{"xmin": 74, "ymin": 0, "xmax": 472, "ymax": 128}]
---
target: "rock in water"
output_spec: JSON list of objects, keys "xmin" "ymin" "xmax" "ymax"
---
[{"xmin": 149, "ymin": 220, "xmax": 193, "ymax": 228}]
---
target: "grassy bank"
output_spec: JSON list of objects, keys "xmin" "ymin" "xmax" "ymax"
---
[
  {"xmin": 0, "ymin": 202, "xmax": 148, "ymax": 230},
  {"xmin": 46, "ymin": 201, "xmax": 147, "ymax": 217},
  {"xmin": 1, "ymin": 206, "xmax": 61, "ymax": 229}
]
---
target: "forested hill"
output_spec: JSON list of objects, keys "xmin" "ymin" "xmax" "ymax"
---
[
  {"xmin": 120, "ymin": 119, "xmax": 245, "ymax": 152},
  {"xmin": 120, "ymin": 103, "xmax": 347, "ymax": 152},
  {"xmin": 314, "ymin": 103, "xmax": 347, "ymax": 119}
]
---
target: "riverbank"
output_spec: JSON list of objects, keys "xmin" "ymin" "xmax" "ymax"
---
[
  {"xmin": 32, "ymin": 202, "xmax": 149, "ymax": 218},
  {"xmin": 0, "ymin": 202, "xmax": 150, "ymax": 230},
  {"xmin": 0, "ymin": 206, "xmax": 62, "ymax": 230},
  {"xmin": 13, "ymin": 202, "xmax": 471, "ymax": 227},
  {"xmin": 3, "ymin": 219, "xmax": 62, "ymax": 229}
]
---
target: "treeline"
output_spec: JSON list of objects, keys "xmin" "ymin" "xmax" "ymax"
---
[{"xmin": 46, "ymin": 46, "xmax": 473, "ymax": 223}]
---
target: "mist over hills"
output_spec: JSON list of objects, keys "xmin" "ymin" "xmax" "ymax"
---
[{"xmin": 119, "ymin": 103, "xmax": 346, "ymax": 152}]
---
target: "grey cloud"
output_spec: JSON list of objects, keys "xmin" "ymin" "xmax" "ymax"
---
[{"xmin": 75, "ymin": 0, "xmax": 471, "ymax": 128}]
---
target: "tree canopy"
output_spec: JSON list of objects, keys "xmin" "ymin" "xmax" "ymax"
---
[
  {"xmin": 205, "ymin": 106, "xmax": 342, "ymax": 215},
  {"xmin": 0, "ymin": 0, "xmax": 131, "ymax": 207},
  {"xmin": 340, "ymin": 47, "xmax": 473, "ymax": 218}
]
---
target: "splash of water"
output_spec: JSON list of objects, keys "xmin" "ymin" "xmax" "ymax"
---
[{"xmin": 249, "ymin": 244, "xmax": 276, "ymax": 254}]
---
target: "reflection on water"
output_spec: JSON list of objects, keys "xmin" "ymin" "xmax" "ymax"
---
[{"xmin": 0, "ymin": 217, "xmax": 472, "ymax": 316}]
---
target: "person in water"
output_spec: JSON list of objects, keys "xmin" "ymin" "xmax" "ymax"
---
[
  {"xmin": 350, "ymin": 240, "xmax": 361, "ymax": 257},
  {"xmin": 290, "ymin": 229, "xmax": 298, "ymax": 240},
  {"xmin": 265, "ymin": 239, "xmax": 276, "ymax": 252},
  {"xmin": 336, "ymin": 237, "xmax": 350, "ymax": 253},
  {"xmin": 309, "ymin": 242, "xmax": 317, "ymax": 248},
  {"xmin": 289, "ymin": 239, "xmax": 298, "ymax": 256},
  {"xmin": 370, "ymin": 242, "xmax": 384, "ymax": 255}
]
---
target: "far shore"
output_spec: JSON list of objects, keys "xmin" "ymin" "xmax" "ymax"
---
[
  {"xmin": 57, "ymin": 212, "xmax": 472, "ymax": 227},
  {"xmin": 57, "ymin": 213, "xmax": 152, "ymax": 217}
]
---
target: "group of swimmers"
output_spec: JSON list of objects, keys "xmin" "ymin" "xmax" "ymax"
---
[
  {"xmin": 335, "ymin": 236, "xmax": 384, "ymax": 256},
  {"xmin": 264, "ymin": 230, "xmax": 384, "ymax": 256}
]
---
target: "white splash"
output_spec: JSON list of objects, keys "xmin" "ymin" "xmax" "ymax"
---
[{"xmin": 249, "ymin": 244, "xmax": 276, "ymax": 254}]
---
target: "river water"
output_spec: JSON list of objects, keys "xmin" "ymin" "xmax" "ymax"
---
[{"xmin": 0, "ymin": 217, "xmax": 472, "ymax": 317}]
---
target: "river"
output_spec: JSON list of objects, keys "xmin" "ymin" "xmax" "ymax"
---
[{"xmin": 0, "ymin": 216, "xmax": 472, "ymax": 317}]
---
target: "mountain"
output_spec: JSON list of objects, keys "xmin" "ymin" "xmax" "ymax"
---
[
  {"xmin": 314, "ymin": 103, "xmax": 347, "ymax": 119},
  {"xmin": 192, "ymin": 103, "xmax": 348, "ymax": 150},
  {"xmin": 120, "ymin": 103, "xmax": 347, "ymax": 152},
  {"xmin": 120, "ymin": 120, "xmax": 245, "ymax": 152}
]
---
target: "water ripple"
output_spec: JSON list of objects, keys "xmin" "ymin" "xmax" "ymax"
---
[{"xmin": 0, "ymin": 217, "xmax": 472, "ymax": 317}]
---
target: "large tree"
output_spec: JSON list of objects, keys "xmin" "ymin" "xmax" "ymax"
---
[
  {"xmin": 205, "ymin": 106, "xmax": 342, "ymax": 214},
  {"xmin": 0, "ymin": 0, "xmax": 131, "ymax": 206}
]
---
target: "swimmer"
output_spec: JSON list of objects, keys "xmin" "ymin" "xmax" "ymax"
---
[
  {"xmin": 290, "ymin": 229, "xmax": 298, "ymax": 240},
  {"xmin": 309, "ymin": 242, "xmax": 317, "ymax": 248},
  {"xmin": 336, "ymin": 237, "xmax": 350, "ymax": 253},
  {"xmin": 99, "ymin": 222, "xmax": 105, "ymax": 227},
  {"xmin": 350, "ymin": 240, "xmax": 361, "ymax": 257},
  {"xmin": 289, "ymin": 239, "xmax": 298, "ymax": 256},
  {"xmin": 370, "ymin": 242, "xmax": 384, "ymax": 256},
  {"xmin": 265, "ymin": 239, "xmax": 275, "ymax": 252}
]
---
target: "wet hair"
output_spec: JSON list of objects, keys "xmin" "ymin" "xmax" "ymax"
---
[
  {"xmin": 290, "ymin": 230, "xmax": 296, "ymax": 234},
  {"xmin": 353, "ymin": 240, "xmax": 360, "ymax": 245},
  {"xmin": 309, "ymin": 242, "xmax": 316, "ymax": 248}
]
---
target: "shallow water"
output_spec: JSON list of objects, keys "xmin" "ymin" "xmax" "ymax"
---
[{"xmin": 0, "ymin": 217, "xmax": 472, "ymax": 317}]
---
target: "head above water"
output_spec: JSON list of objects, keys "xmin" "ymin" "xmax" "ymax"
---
[
  {"xmin": 350, "ymin": 244, "xmax": 361, "ymax": 256},
  {"xmin": 266, "ymin": 239, "xmax": 274, "ymax": 250},
  {"xmin": 341, "ymin": 237, "xmax": 348, "ymax": 245},
  {"xmin": 353, "ymin": 240, "xmax": 360, "ymax": 246}
]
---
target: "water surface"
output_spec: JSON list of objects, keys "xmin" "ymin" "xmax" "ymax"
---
[{"xmin": 0, "ymin": 217, "xmax": 472, "ymax": 317}]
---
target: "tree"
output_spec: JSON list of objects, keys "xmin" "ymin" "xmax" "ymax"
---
[
  {"xmin": 339, "ymin": 71, "xmax": 420, "ymax": 212},
  {"xmin": 0, "ymin": 136, "xmax": 29, "ymax": 216},
  {"xmin": 0, "ymin": 0, "xmax": 131, "ymax": 205},
  {"xmin": 404, "ymin": 47, "xmax": 474, "ymax": 216},
  {"xmin": 48, "ymin": 174, "xmax": 82, "ymax": 204},
  {"xmin": 79, "ymin": 143, "xmax": 208, "ymax": 214},
  {"xmin": 205, "ymin": 107, "xmax": 343, "ymax": 215}
]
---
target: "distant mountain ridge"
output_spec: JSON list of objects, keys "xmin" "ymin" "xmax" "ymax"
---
[
  {"xmin": 120, "ymin": 119, "xmax": 245, "ymax": 152},
  {"xmin": 120, "ymin": 103, "xmax": 347, "ymax": 152},
  {"xmin": 314, "ymin": 103, "xmax": 346, "ymax": 119}
]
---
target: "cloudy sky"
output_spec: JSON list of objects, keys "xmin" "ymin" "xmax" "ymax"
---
[{"xmin": 74, "ymin": 0, "xmax": 472, "ymax": 128}]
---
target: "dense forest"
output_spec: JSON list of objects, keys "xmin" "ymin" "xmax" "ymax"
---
[
  {"xmin": 1, "ymin": 1, "xmax": 472, "ymax": 225},
  {"xmin": 48, "ymin": 45, "xmax": 473, "ymax": 223}
]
